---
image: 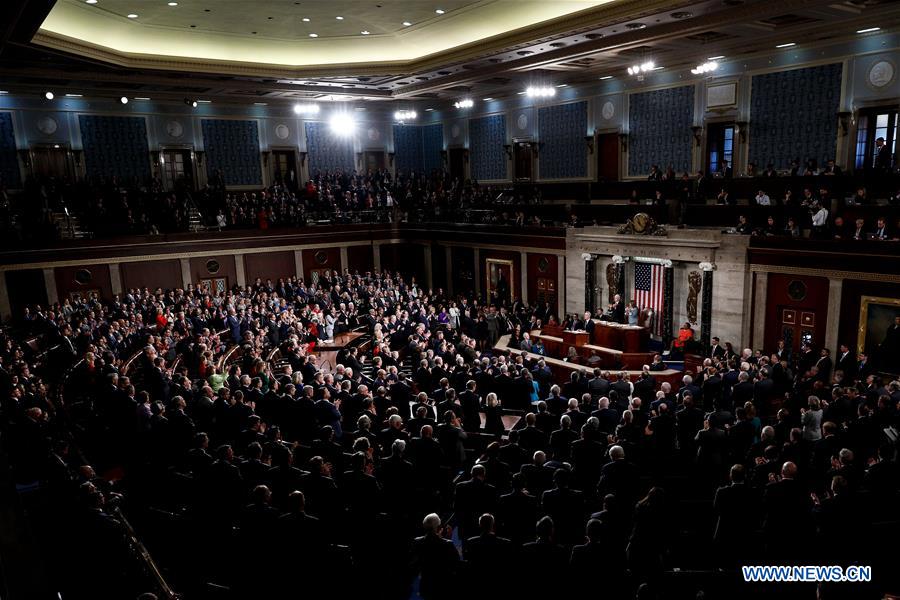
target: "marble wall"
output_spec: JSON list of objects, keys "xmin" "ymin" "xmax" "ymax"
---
[{"xmin": 566, "ymin": 227, "xmax": 751, "ymax": 347}]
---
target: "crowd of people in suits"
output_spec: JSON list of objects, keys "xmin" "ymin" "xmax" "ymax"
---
[{"xmin": 1, "ymin": 266, "xmax": 898, "ymax": 600}]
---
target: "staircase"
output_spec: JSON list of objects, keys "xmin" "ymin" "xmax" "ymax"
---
[
  {"xmin": 187, "ymin": 206, "xmax": 205, "ymax": 233},
  {"xmin": 51, "ymin": 211, "xmax": 87, "ymax": 240}
]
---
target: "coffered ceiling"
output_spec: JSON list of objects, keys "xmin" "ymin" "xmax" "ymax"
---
[{"xmin": 0, "ymin": 0, "xmax": 897, "ymax": 109}]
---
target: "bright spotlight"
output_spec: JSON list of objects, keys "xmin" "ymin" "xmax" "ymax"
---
[
  {"xmin": 120, "ymin": 96, "xmax": 129, "ymax": 104},
  {"xmin": 44, "ymin": 91, "xmax": 55, "ymax": 100},
  {"xmin": 329, "ymin": 112, "xmax": 356, "ymax": 136}
]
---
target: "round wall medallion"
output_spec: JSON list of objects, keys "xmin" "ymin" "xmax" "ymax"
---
[
  {"xmin": 787, "ymin": 280, "xmax": 807, "ymax": 302},
  {"xmin": 36, "ymin": 115, "xmax": 58, "ymax": 135},
  {"xmin": 367, "ymin": 127, "xmax": 380, "ymax": 141},
  {"xmin": 74, "ymin": 269, "xmax": 93, "ymax": 285},
  {"xmin": 314, "ymin": 250, "xmax": 329, "ymax": 265},
  {"xmin": 165, "ymin": 120, "xmax": 184, "ymax": 138},
  {"xmin": 274, "ymin": 124, "xmax": 290, "ymax": 140},
  {"xmin": 205, "ymin": 259, "xmax": 220, "ymax": 274},
  {"xmin": 516, "ymin": 114, "xmax": 528, "ymax": 130},
  {"xmin": 868, "ymin": 60, "xmax": 895, "ymax": 89},
  {"xmin": 602, "ymin": 101, "xmax": 615, "ymax": 120},
  {"xmin": 451, "ymin": 124, "xmax": 460, "ymax": 139}
]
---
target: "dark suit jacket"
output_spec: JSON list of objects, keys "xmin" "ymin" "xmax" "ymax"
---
[
  {"xmin": 454, "ymin": 478, "xmax": 498, "ymax": 538},
  {"xmin": 713, "ymin": 482, "xmax": 757, "ymax": 547},
  {"xmin": 413, "ymin": 533, "xmax": 460, "ymax": 599}
]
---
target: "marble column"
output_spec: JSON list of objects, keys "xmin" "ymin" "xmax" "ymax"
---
[
  {"xmin": 825, "ymin": 277, "xmax": 843, "ymax": 353},
  {"xmin": 611, "ymin": 255, "xmax": 626, "ymax": 300},
  {"xmin": 180, "ymin": 258, "xmax": 192, "ymax": 289},
  {"xmin": 109, "ymin": 263, "xmax": 123, "ymax": 296},
  {"xmin": 699, "ymin": 262, "xmax": 716, "ymax": 348},
  {"xmin": 445, "ymin": 246, "xmax": 454, "ymax": 296},
  {"xmin": 520, "ymin": 250, "xmax": 528, "ymax": 305},
  {"xmin": 339, "ymin": 246, "xmax": 349, "ymax": 274},
  {"xmin": 473, "ymin": 248, "xmax": 481, "ymax": 298},
  {"xmin": 423, "ymin": 244, "xmax": 433, "ymax": 290},
  {"xmin": 662, "ymin": 260, "xmax": 674, "ymax": 347},
  {"xmin": 294, "ymin": 250, "xmax": 304, "ymax": 280},
  {"xmin": 582, "ymin": 253, "xmax": 596, "ymax": 313},
  {"xmin": 43, "ymin": 268, "xmax": 58, "ymax": 305},
  {"xmin": 372, "ymin": 243, "xmax": 382, "ymax": 273},
  {"xmin": 556, "ymin": 254, "xmax": 565, "ymax": 320},
  {"xmin": 234, "ymin": 253, "xmax": 246, "ymax": 287},
  {"xmin": 0, "ymin": 273, "xmax": 11, "ymax": 323},
  {"xmin": 752, "ymin": 271, "xmax": 768, "ymax": 350}
]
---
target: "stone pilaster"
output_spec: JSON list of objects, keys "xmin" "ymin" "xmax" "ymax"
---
[
  {"xmin": 582, "ymin": 253, "xmax": 596, "ymax": 314},
  {"xmin": 700, "ymin": 261, "xmax": 716, "ymax": 348},
  {"xmin": 663, "ymin": 260, "xmax": 674, "ymax": 347}
]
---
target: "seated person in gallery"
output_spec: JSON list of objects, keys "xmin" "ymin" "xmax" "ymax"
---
[
  {"xmin": 532, "ymin": 338, "xmax": 546, "ymax": 356},
  {"xmin": 625, "ymin": 301, "xmax": 640, "ymax": 326},
  {"xmin": 600, "ymin": 294, "xmax": 625, "ymax": 323},
  {"xmin": 564, "ymin": 347, "xmax": 580, "ymax": 364},
  {"xmin": 670, "ymin": 322, "xmax": 696, "ymax": 357}
]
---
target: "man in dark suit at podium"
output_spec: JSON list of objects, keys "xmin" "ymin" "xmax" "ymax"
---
[{"xmin": 581, "ymin": 311, "xmax": 596, "ymax": 336}]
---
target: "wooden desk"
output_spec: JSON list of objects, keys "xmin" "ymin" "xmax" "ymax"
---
[
  {"xmin": 563, "ymin": 330, "xmax": 590, "ymax": 347},
  {"xmin": 530, "ymin": 331, "xmax": 654, "ymax": 370},
  {"xmin": 592, "ymin": 320, "xmax": 649, "ymax": 353},
  {"xmin": 497, "ymin": 335, "xmax": 682, "ymax": 390}
]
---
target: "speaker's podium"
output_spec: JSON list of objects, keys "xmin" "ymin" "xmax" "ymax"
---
[{"xmin": 562, "ymin": 330, "xmax": 590, "ymax": 348}]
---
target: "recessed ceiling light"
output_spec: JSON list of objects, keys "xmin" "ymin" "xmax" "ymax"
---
[
  {"xmin": 119, "ymin": 96, "xmax": 129, "ymax": 104},
  {"xmin": 335, "ymin": 16, "xmax": 343, "ymax": 20},
  {"xmin": 517, "ymin": 91, "xmax": 526, "ymax": 95},
  {"xmin": 652, "ymin": 66, "xmax": 665, "ymax": 71},
  {"xmin": 253, "ymin": 102, "xmax": 267, "ymax": 105},
  {"xmin": 302, "ymin": 17, "xmax": 310, "ymax": 22},
  {"xmin": 196, "ymin": 99, "xmax": 212, "ymax": 103},
  {"xmin": 85, "ymin": 0, "xmax": 98, "ymax": 4},
  {"xmin": 435, "ymin": 9, "xmax": 445, "ymax": 14},
  {"xmin": 168, "ymin": 1, "xmax": 178, "ymax": 5},
  {"xmin": 483, "ymin": 97, "xmax": 493, "ymax": 101},
  {"xmin": 0, "ymin": 91, "xmax": 8, "ymax": 95},
  {"xmin": 775, "ymin": 42, "xmax": 795, "ymax": 48},
  {"xmin": 309, "ymin": 33, "xmax": 318, "ymax": 37},
  {"xmin": 425, "ymin": 108, "xmax": 434, "ymax": 111},
  {"xmin": 856, "ymin": 27, "xmax": 880, "ymax": 34},
  {"xmin": 134, "ymin": 97, "xmax": 150, "ymax": 100},
  {"xmin": 599, "ymin": 75, "xmax": 613, "ymax": 80},
  {"xmin": 127, "ymin": 13, "xmax": 138, "ymax": 18},
  {"xmin": 65, "ymin": 93, "xmax": 83, "ymax": 97},
  {"xmin": 361, "ymin": 30, "xmax": 370, "ymax": 35},
  {"xmin": 402, "ymin": 21, "xmax": 412, "ymax": 26},
  {"xmin": 44, "ymin": 91, "xmax": 54, "ymax": 100},
  {"xmin": 556, "ymin": 84, "xmax": 568, "ymax": 88},
  {"xmin": 707, "ymin": 55, "xmax": 725, "ymax": 60}
]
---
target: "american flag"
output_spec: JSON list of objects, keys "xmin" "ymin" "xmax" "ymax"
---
[{"xmin": 634, "ymin": 262, "xmax": 665, "ymax": 336}]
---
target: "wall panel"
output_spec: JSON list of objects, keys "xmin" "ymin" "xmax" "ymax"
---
[
  {"xmin": 244, "ymin": 251, "xmax": 295, "ymax": 283},
  {"xmin": 200, "ymin": 119, "xmax": 262, "ymax": 186},
  {"xmin": 749, "ymin": 64, "xmax": 842, "ymax": 169},
  {"xmin": 628, "ymin": 85, "xmax": 694, "ymax": 176},
  {"xmin": 121, "ymin": 260, "xmax": 181, "ymax": 291}
]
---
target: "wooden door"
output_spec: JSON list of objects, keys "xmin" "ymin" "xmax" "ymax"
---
[
  {"xmin": 449, "ymin": 147, "xmax": 466, "ymax": 182},
  {"xmin": 31, "ymin": 146, "xmax": 71, "ymax": 179},
  {"xmin": 364, "ymin": 151, "xmax": 385, "ymax": 172},
  {"xmin": 162, "ymin": 149, "xmax": 194, "ymax": 191},
  {"xmin": 597, "ymin": 133, "xmax": 619, "ymax": 181},
  {"xmin": 514, "ymin": 141, "xmax": 533, "ymax": 181}
]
